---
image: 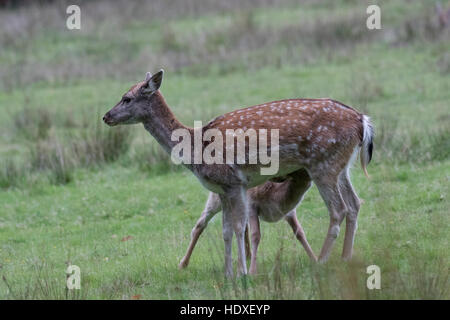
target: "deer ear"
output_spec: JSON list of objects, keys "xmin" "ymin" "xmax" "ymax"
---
[{"xmin": 142, "ymin": 70, "xmax": 164, "ymax": 94}]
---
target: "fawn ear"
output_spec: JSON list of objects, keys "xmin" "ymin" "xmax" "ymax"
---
[{"xmin": 142, "ymin": 70, "xmax": 164, "ymax": 94}]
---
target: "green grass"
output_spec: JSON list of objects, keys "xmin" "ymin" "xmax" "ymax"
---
[
  {"xmin": 0, "ymin": 0, "xmax": 449, "ymax": 299},
  {"xmin": 0, "ymin": 162, "xmax": 448, "ymax": 299}
]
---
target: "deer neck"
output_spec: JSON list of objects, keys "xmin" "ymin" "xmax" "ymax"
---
[{"xmin": 142, "ymin": 91, "xmax": 192, "ymax": 155}]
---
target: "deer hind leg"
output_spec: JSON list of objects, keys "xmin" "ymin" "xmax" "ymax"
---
[
  {"xmin": 285, "ymin": 210, "xmax": 317, "ymax": 261},
  {"xmin": 179, "ymin": 192, "xmax": 221, "ymax": 269},
  {"xmin": 339, "ymin": 169, "xmax": 361, "ymax": 261},
  {"xmin": 220, "ymin": 187, "xmax": 249, "ymax": 278},
  {"xmin": 248, "ymin": 210, "xmax": 261, "ymax": 275},
  {"xmin": 313, "ymin": 174, "xmax": 348, "ymax": 263}
]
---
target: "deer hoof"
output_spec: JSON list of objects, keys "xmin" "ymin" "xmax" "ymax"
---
[{"xmin": 178, "ymin": 258, "xmax": 189, "ymax": 269}]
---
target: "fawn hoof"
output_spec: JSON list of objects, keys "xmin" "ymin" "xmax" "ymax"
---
[{"xmin": 178, "ymin": 258, "xmax": 189, "ymax": 269}]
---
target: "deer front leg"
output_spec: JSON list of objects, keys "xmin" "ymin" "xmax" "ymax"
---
[
  {"xmin": 248, "ymin": 211, "xmax": 261, "ymax": 275},
  {"xmin": 179, "ymin": 192, "xmax": 221, "ymax": 269},
  {"xmin": 220, "ymin": 188, "xmax": 249, "ymax": 278},
  {"xmin": 222, "ymin": 204, "xmax": 234, "ymax": 278},
  {"xmin": 284, "ymin": 210, "xmax": 317, "ymax": 261}
]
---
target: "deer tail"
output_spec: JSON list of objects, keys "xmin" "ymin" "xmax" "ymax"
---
[{"xmin": 360, "ymin": 115, "xmax": 374, "ymax": 179}]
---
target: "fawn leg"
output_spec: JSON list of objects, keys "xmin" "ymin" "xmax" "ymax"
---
[
  {"xmin": 245, "ymin": 223, "xmax": 251, "ymax": 260},
  {"xmin": 248, "ymin": 212, "xmax": 261, "ymax": 275},
  {"xmin": 179, "ymin": 192, "xmax": 221, "ymax": 269},
  {"xmin": 285, "ymin": 210, "xmax": 317, "ymax": 261}
]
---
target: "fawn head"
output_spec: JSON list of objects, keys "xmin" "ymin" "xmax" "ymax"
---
[{"xmin": 103, "ymin": 70, "xmax": 164, "ymax": 126}]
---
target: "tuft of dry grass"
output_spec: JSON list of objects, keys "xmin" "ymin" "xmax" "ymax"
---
[
  {"xmin": 13, "ymin": 106, "xmax": 52, "ymax": 141},
  {"xmin": 1, "ymin": 260, "xmax": 90, "ymax": 300},
  {"xmin": 209, "ymin": 247, "xmax": 449, "ymax": 300},
  {"xmin": 0, "ymin": 1, "xmax": 379, "ymax": 90},
  {"xmin": 2, "ymin": 107, "xmax": 133, "ymax": 188}
]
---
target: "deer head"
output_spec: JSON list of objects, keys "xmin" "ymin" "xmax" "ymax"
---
[{"xmin": 103, "ymin": 70, "xmax": 164, "ymax": 126}]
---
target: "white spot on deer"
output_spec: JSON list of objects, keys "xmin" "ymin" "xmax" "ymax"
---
[
  {"xmin": 317, "ymin": 125, "xmax": 322, "ymax": 132},
  {"xmin": 256, "ymin": 111, "xmax": 263, "ymax": 116},
  {"xmin": 297, "ymin": 136, "xmax": 302, "ymax": 141},
  {"xmin": 328, "ymin": 138, "xmax": 336, "ymax": 144}
]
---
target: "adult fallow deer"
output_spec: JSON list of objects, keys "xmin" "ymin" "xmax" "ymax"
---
[{"xmin": 103, "ymin": 70, "xmax": 374, "ymax": 277}]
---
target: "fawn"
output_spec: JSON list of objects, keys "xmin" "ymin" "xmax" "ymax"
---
[{"xmin": 103, "ymin": 70, "xmax": 374, "ymax": 277}]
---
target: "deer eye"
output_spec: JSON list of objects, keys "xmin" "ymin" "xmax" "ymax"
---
[{"xmin": 122, "ymin": 96, "xmax": 131, "ymax": 103}]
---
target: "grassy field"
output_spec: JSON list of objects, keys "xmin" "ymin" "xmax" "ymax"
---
[{"xmin": 0, "ymin": 0, "xmax": 449, "ymax": 299}]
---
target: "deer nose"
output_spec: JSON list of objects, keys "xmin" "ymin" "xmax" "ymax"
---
[{"xmin": 103, "ymin": 112, "xmax": 115, "ymax": 126}]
